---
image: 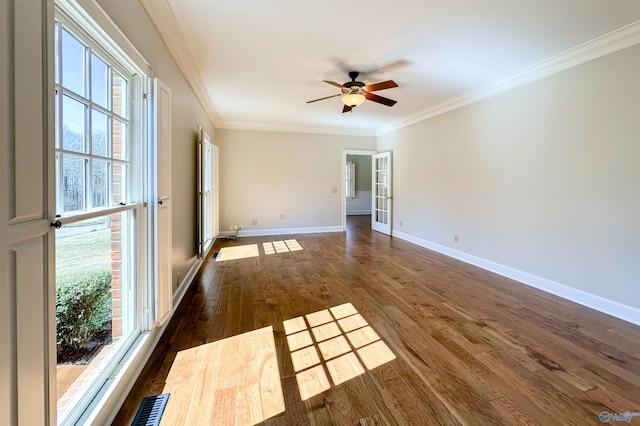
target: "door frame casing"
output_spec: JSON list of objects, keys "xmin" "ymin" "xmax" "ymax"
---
[{"xmin": 341, "ymin": 149, "xmax": 377, "ymax": 231}]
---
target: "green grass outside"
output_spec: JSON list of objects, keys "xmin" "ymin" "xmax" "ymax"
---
[{"xmin": 56, "ymin": 229, "xmax": 111, "ymax": 277}]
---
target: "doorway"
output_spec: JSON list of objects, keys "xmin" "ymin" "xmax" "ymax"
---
[{"xmin": 341, "ymin": 149, "xmax": 376, "ymax": 232}]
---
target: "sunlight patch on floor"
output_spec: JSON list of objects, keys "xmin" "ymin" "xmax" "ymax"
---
[
  {"xmin": 263, "ymin": 239, "xmax": 304, "ymax": 255},
  {"xmin": 215, "ymin": 244, "xmax": 260, "ymax": 262},
  {"xmin": 283, "ymin": 303, "xmax": 396, "ymax": 401},
  {"xmin": 216, "ymin": 240, "xmax": 304, "ymax": 261},
  {"xmin": 161, "ymin": 326, "xmax": 285, "ymax": 425}
]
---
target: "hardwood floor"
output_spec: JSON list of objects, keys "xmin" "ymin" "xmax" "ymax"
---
[{"xmin": 114, "ymin": 215, "xmax": 640, "ymax": 425}]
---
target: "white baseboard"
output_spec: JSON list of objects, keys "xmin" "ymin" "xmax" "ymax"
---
[
  {"xmin": 92, "ymin": 257, "xmax": 204, "ymax": 425},
  {"xmin": 218, "ymin": 225, "xmax": 343, "ymax": 238},
  {"xmin": 392, "ymin": 230, "xmax": 640, "ymax": 327},
  {"xmin": 172, "ymin": 257, "xmax": 202, "ymax": 308}
]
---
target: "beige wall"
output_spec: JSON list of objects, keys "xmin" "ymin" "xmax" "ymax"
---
[
  {"xmin": 378, "ymin": 44, "xmax": 640, "ymax": 311},
  {"xmin": 347, "ymin": 154, "xmax": 372, "ymax": 191},
  {"xmin": 217, "ymin": 129, "xmax": 376, "ymax": 231},
  {"xmin": 97, "ymin": 0, "xmax": 215, "ymax": 291}
]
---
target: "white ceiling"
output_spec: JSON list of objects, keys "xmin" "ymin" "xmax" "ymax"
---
[{"xmin": 141, "ymin": 1, "xmax": 640, "ymax": 136}]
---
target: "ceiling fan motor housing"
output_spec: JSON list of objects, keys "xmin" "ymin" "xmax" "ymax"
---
[{"xmin": 344, "ymin": 71, "xmax": 365, "ymax": 89}]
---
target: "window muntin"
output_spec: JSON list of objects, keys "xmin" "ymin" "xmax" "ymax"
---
[
  {"xmin": 55, "ymin": 21, "xmax": 131, "ymax": 215},
  {"xmin": 53, "ymin": 9, "xmax": 147, "ymax": 425}
]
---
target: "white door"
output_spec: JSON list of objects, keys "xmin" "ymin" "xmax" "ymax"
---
[
  {"xmin": 200, "ymin": 130, "xmax": 212, "ymax": 255},
  {"xmin": 212, "ymin": 144, "xmax": 220, "ymax": 239},
  {"xmin": 197, "ymin": 129, "xmax": 218, "ymax": 256},
  {"xmin": 154, "ymin": 78, "xmax": 172, "ymax": 326},
  {"xmin": 372, "ymin": 151, "xmax": 392, "ymax": 235}
]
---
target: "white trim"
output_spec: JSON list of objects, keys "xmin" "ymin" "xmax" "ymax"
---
[
  {"xmin": 218, "ymin": 226, "xmax": 343, "ymax": 238},
  {"xmin": 56, "ymin": 0, "xmax": 150, "ymax": 75},
  {"xmin": 377, "ymin": 20, "xmax": 640, "ymax": 136},
  {"xmin": 88, "ymin": 257, "xmax": 203, "ymax": 425},
  {"xmin": 219, "ymin": 121, "xmax": 376, "ymax": 137},
  {"xmin": 171, "ymin": 258, "xmax": 202, "ymax": 310},
  {"xmin": 392, "ymin": 230, "xmax": 640, "ymax": 327},
  {"xmin": 137, "ymin": 1, "xmax": 640, "ymax": 138},
  {"xmin": 139, "ymin": 0, "xmax": 220, "ymax": 127}
]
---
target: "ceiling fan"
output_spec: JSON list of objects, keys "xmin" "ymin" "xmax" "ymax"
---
[{"xmin": 307, "ymin": 71, "xmax": 398, "ymax": 113}]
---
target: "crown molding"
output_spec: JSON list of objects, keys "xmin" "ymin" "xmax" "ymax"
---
[
  {"xmin": 218, "ymin": 120, "xmax": 376, "ymax": 137},
  {"xmin": 139, "ymin": 1, "xmax": 640, "ymax": 139},
  {"xmin": 140, "ymin": 0, "xmax": 221, "ymax": 127},
  {"xmin": 141, "ymin": 0, "xmax": 373, "ymax": 137},
  {"xmin": 377, "ymin": 19, "xmax": 640, "ymax": 136}
]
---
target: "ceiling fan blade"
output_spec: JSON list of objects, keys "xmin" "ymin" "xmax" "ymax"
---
[
  {"xmin": 324, "ymin": 80, "xmax": 346, "ymax": 89},
  {"xmin": 363, "ymin": 80, "xmax": 398, "ymax": 92},
  {"xmin": 365, "ymin": 92, "xmax": 397, "ymax": 106},
  {"xmin": 342, "ymin": 105, "xmax": 352, "ymax": 113},
  {"xmin": 306, "ymin": 94, "xmax": 341, "ymax": 104}
]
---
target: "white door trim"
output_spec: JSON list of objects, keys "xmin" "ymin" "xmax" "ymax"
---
[{"xmin": 341, "ymin": 149, "xmax": 377, "ymax": 231}]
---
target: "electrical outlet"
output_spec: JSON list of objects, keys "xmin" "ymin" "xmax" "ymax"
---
[
  {"xmin": 177, "ymin": 273, "xmax": 182, "ymax": 286},
  {"xmin": 399, "ymin": 220, "xmax": 403, "ymax": 227},
  {"xmin": 332, "ymin": 187, "xmax": 338, "ymax": 193},
  {"xmin": 280, "ymin": 213, "xmax": 286, "ymax": 220},
  {"xmin": 251, "ymin": 219, "xmax": 258, "ymax": 225},
  {"xmin": 454, "ymin": 234, "xmax": 459, "ymax": 242},
  {"xmin": 229, "ymin": 225, "xmax": 234, "ymax": 231}
]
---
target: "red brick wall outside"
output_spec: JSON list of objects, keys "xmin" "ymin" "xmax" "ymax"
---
[{"xmin": 110, "ymin": 74, "xmax": 125, "ymax": 340}]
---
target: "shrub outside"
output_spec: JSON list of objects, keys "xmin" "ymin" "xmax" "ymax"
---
[{"xmin": 56, "ymin": 269, "xmax": 112, "ymax": 353}]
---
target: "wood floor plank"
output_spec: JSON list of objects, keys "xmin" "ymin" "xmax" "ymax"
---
[{"xmin": 113, "ymin": 216, "xmax": 640, "ymax": 426}]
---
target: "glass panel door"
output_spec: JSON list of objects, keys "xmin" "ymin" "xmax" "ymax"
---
[{"xmin": 372, "ymin": 151, "xmax": 392, "ymax": 235}]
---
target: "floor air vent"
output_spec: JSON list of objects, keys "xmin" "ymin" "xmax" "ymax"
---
[{"xmin": 131, "ymin": 393, "xmax": 170, "ymax": 426}]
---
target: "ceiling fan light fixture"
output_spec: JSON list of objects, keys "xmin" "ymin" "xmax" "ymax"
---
[{"xmin": 341, "ymin": 92, "xmax": 366, "ymax": 107}]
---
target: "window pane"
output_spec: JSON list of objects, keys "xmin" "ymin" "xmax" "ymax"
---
[
  {"xmin": 92, "ymin": 160, "xmax": 109, "ymax": 208},
  {"xmin": 63, "ymin": 155, "xmax": 85, "ymax": 212},
  {"xmin": 55, "ymin": 90, "xmax": 60, "ymax": 149},
  {"xmin": 54, "ymin": 22, "xmax": 60, "ymax": 85},
  {"xmin": 112, "ymin": 70, "xmax": 127, "ymax": 118},
  {"xmin": 112, "ymin": 163, "xmax": 127, "ymax": 204},
  {"xmin": 61, "ymin": 29, "xmax": 86, "ymax": 96},
  {"xmin": 112, "ymin": 119, "xmax": 127, "ymax": 160},
  {"xmin": 55, "ymin": 153, "xmax": 61, "ymax": 214},
  {"xmin": 62, "ymin": 95, "xmax": 86, "ymax": 153},
  {"xmin": 91, "ymin": 53, "xmax": 109, "ymax": 109},
  {"xmin": 56, "ymin": 210, "xmax": 137, "ymax": 419},
  {"xmin": 92, "ymin": 109, "xmax": 109, "ymax": 157}
]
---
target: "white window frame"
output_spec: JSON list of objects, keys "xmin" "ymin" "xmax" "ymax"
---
[
  {"xmin": 53, "ymin": 2, "xmax": 152, "ymax": 425},
  {"xmin": 346, "ymin": 160, "xmax": 355, "ymax": 199}
]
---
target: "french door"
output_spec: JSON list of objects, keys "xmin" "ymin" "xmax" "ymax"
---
[
  {"xmin": 372, "ymin": 151, "xmax": 392, "ymax": 235},
  {"xmin": 197, "ymin": 128, "xmax": 219, "ymax": 257}
]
